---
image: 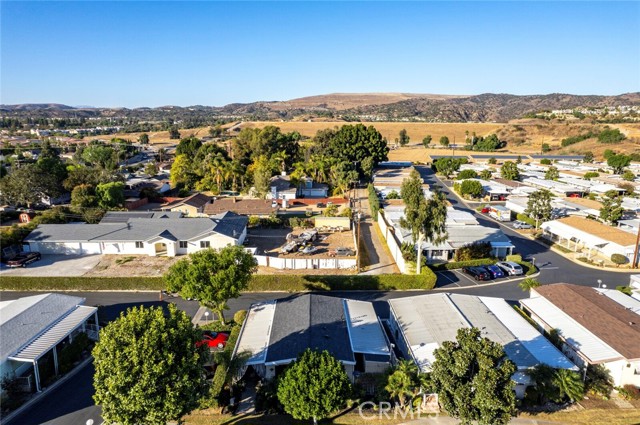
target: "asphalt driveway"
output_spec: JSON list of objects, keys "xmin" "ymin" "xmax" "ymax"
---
[{"xmin": 0, "ymin": 255, "xmax": 102, "ymax": 277}]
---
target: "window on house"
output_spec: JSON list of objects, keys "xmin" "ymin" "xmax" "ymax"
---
[
  {"xmin": 179, "ymin": 241, "xmax": 188, "ymax": 249},
  {"xmin": 200, "ymin": 241, "xmax": 210, "ymax": 248},
  {"xmin": 135, "ymin": 241, "xmax": 144, "ymax": 249}
]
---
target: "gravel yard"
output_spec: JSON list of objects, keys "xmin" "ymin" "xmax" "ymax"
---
[{"xmin": 247, "ymin": 227, "xmax": 355, "ymax": 258}]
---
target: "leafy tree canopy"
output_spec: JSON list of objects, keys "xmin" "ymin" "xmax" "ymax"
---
[
  {"xmin": 431, "ymin": 327, "xmax": 516, "ymax": 425},
  {"xmin": 93, "ymin": 304, "xmax": 207, "ymax": 425},
  {"xmin": 277, "ymin": 349, "xmax": 352, "ymax": 424},
  {"xmin": 164, "ymin": 245, "xmax": 258, "ymax": 324}
]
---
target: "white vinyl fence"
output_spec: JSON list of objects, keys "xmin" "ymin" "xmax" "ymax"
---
[
  {"xmin": 254, "ymin": 255, "xmax": 356, "ymax": 270},
  {"xmin": 377, "ymin": 211, "xmax": 408, "ymax": 274}
]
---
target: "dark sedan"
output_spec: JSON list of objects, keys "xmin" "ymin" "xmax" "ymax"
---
[
  {"xmin": 6, "ymin": 252, "xmax": 41, "ymax": 268},
  {"xmin": 461, "ymin": 266, "xmax": 492, "ymax": 281}
]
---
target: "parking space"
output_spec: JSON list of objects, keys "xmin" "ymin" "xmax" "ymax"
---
[
  {"xmin": 0, "ymin": 254, "xmax": 102, "ymax": 277},
  {"xmin": 436, "ymin": 268, "xmax": 528, "ymax": 289}
]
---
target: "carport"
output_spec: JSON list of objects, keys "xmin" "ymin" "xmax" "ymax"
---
[{"xmin": 8, "ymin": 305, "xmax": 99, "ymax": 392}]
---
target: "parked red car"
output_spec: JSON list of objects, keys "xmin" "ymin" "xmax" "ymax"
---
[
  {"xmin": 481, "ymin": 206, "xmax": 490, "ymax": 213},
  {"xmin": 196, "ymin": 331, "xmax": 229, "ymax": 349}
]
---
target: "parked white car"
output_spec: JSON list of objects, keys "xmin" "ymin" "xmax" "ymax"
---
[{"xmin": 495, "ymin": 261, "xmax": 524, "ymax": 276}]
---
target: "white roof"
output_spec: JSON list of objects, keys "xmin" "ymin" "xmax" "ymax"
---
[
  {"xmin": 233, "ymin": 300, "xmax": 276, "ymax": 365},
  {"xmin": 479, "ymin": 297, "xmax": 577, "ymax": 370},
  {"xmin": 540, "ymin": 219, "xmax": 622, "ymax": 249},
  {"xmin": 520, "ymin": 296, "xmax": 622, "ymax": 363},
  {"xmin": 344, "ymin": 299, "xmax": 390, "ymax": 356},
  {"xmin": 390, "ymin": 294, "xmax": 575, "ymax": 372},
  {"xmin": 9, "ymin": 305, "xmax": 96, "ymax": 362},
  {"xmin": 596, "ymin": 288, "xmax": 640, "ymax": 314}
]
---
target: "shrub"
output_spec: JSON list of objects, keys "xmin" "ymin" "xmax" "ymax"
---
[
  {"xmin": 598, "ymin": 128, "xmax": 626, "ymax": 144},
  {"xmin": 386, "ymin": 190, "xmax": 400, "ymax": 199},
  {"xmin": 367, "ymin": 184, "xmax": 380, "ymax": 221},
  {"xmin": 616, "ymin": 285, "xmax": 633, "ymax": 296},
  {"xmin": 561, "ymin": 132, "xmax": 596, "ymax": 147},
  {"xmin": 610, "ymin": 253, "xmax": 628, "ymax": 267},
  {"xmin": 585, "ymin": 364, "xmax": 614, "ymax": 399},
  {"xmin": 248, "ymin": 216, "xmax": 260, "ymax": 227},
  {"xmin": 583, "ymin": 171, "xmax": 600, "ymax": 180},
  {"xmin": 540, "ymin": 158, "xmax": 552, "ymax": 165},
  {"xmin": 454, "ymin": 242, "xmax": 492, "ymax": 261},
  {"xmin": 429, "ymin": 258, "xmax": 495, "ymax": 271},
  {"xmin": 260, "ymin": 214, "xmax": 283, "ymax": 228},
  {"xmin": 618, "ymin": 384, "xmax": 640, "ymax": 400},
  {"xmin": 233, "ymin": 309, "xmax": 247, "ymax": 325},
  {"xmin": 506, "ymin": 254, "xmax": 523, "ymax": 262},
  {"xmin": 456, "ymin": 169, "xmax": 478, "ymax": 180}
]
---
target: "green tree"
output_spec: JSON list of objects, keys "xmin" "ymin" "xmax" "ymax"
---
[
  {"xmin": 545, "ymin": 166, "xmax": 560, "ymax": 181},
  {"xmin": 519, "ymin": 277, "xmax": 541, "ymax": 292},
  {"xmin": 500, "ymin": 161, "xmax": 520, "ymax": 180},
  {"xmin": 176, "ymin": 136, "xmax": 202, "ymax": 157},
  {"xmin": 82, "ymin": 144, "xmax": 116, "ymax": 169},
  {"xmin": 583, "ymin": 152, "xmax": 594, "ymax": 163},
  {"xmin": 138, "ymin": 133, "xmax": 150, "ymax": 144},
  {"xmin": 164, "ymin": 245, "xmax": 257, "ymax": 324},
  {"xmin": 540, "ymin": 158, "xmax": 552, "ymax": 165},
  {"xmin": 71, "ymin": 184, "xmax": 97, "ymax": 208},
  {"xmin": 277, "ymin": 349, "xmax": 352, "ymax": 425},
  {"xmin": 525, "ymin": 189, "xmax": 552, "ymax": 228},
  {"xmin": 252, "ymin": 155, "xmax": 275, "ymax": 196},
  {"xmin": 169, "ymin": 126, "xmax": 181, "ymax": 140},
  {"xmin": 96, "ymin": 182, "xmax": 124, "ymax": 209},
  {"xmin": 456, "ymin": 169, "xmax": 478, "ymax": 180},
  {"xmin": 516, "ymin": 155, "xmax": 522, "ymax": 164},
  {"xmin": 422, "ymin": 135, "xmax": 432, "ymax": 148},
  {"xmin": 622, "ymin": 169, "xmax": 636, "ymax": 181},
  {"xmin": 320, "ymin": 124, "xmax": 387, "ymax": 179},
  {"xmin": 459, "ymin": 180, "xmax": 483, "ymax": 198},
  {"xmin": 433, "ymin": 157, "xmax": 467, "ymax": 178},
  {"xmin": 479, "ymin": 169, "xmax": 493, "ymax": 180},
  {"xmin": 170, "ymin": 154, "xmax": 196, "ymax": 189},
  {"xmin": 439, "ymin": 136, "xmax": 450, "ymax": 147},
  {"xmin": 93, "ymin": 304, "xmax": 207, "ymax": 425},
  {"xmin": 0, "ymin": 163, "xmax": 65, "ymax": 207},
  {"xmin": 599, "ymin": 190, "xmax": 624, "ymax": 225},
  {"xmin": 607, "ymin": 153, "xmax": 631, "ymax": 174},
  {"xmin": 583, "ymin": 171, "xmax": 599, "ymax": 180},
  {"xmin": 400, "ymin": 169, "xmax": 448, "ymax": 274},
  {"xmin": 488, "ymin": 157, "xmax": 497, "ymax": 165},
  {"xmin": 431, "ymin": 327, "xmax": 516, "ymax": 425},
  {"xmin": 144, "ymin": 161, "xmax": 158, "ymax": 176},
  {"xmin": 385, "ymin": 360, "xmax": 427, "ymax": 409},
  {"xmin": 386, "ymin": 190, "xmax": 400, "ymax": 199},
  {"xmin": 552, "ymin": 369, "xmax": 585, "ymax": 402},
  {"xmin": 542, "ymin": 143, "xmax": 551, "ymax": 153},
  {"xmin": 398, "ymin": 129, "xmax": 410, "ymax": 146}
]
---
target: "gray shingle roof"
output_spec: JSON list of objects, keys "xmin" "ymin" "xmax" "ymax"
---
[
  {"xmin": 25, "ymin": 212, "xmax": 247, "ymax": 243},
  {"xmin": 266, "ymin": 294, "xmax": 354, "ymax": 364},
  {"xmin": 100, "ymin": 211, "xmax": 183, "ymax": 223},
  {"xmin": 0, "ymin": 293, "xmax": 85, "ymax": 361}
]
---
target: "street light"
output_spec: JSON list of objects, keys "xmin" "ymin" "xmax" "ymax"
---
[
  {"xmin": 597, "ymin": 279, "xmax": 604, "ymax": 288},
  {"xmin": 204, "ymin": 311, "xmax": 210, "ymax": 324},
  {"xmin": 531, "ymin": 257, "xmax": 536, "ymax": 269}
]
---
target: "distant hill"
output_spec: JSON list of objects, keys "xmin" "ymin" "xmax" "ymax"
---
[{"xmin": 2, "ymin": 92, "xmax": 639, "ymax": 122}]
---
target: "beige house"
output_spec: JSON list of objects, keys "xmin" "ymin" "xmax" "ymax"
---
[{"xmin": 163, "ymin": 193, "xmax": 211, "ymax": 217}]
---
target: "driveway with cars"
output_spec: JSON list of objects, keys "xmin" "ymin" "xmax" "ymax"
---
[{"xmin": 0, "ymin": 254, "xmax": 102, "ymax": 277}]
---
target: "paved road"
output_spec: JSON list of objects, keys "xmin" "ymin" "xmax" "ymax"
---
[
  {"xmin": 358, "ymin": 188, "xmax": 400, "ymax": 275},
  {"xmin": 415, "ymin": 165, "xmax": 637, "ymax": 288}
]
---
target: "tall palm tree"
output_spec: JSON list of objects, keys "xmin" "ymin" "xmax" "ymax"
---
[{"xmin": 385, "ymin": 370, "xmax": 414, "ymax": 408}]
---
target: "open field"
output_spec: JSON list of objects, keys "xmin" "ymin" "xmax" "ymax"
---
[{"xmin": 102, "ymin": 121, "xmax": 640, "ymax": 160}]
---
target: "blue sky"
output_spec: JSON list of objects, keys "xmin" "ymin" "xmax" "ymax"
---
[{"xmin": 2, "ymin": 1, "xmax": 638, "ymax": 107}]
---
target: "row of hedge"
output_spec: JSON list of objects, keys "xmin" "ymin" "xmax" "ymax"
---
[
  {"xmin": 0, "ymin": 272, "xmax": 438, "ymax": 292},
  {"xmin": 206, "ymin": 321, "xmax": 244, "ymax": 409},
  {"xmin": 429, "ymin": 258, "xmax": 496, "ymax": 272}
]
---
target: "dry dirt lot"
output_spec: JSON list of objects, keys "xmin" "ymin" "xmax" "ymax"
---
[{"xmin": 85, "ymin": 255, "xmax": 180, "ymax": 277}]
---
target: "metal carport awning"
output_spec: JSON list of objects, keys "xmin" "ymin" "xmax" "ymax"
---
[{"xmin": 9, "ymin": 305, "xmax": 98, "ymax": 392}]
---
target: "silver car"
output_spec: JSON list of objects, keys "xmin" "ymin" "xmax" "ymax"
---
[{"xmin": 496, "ymin": 261, "xmax": 524, "ymax": 276}]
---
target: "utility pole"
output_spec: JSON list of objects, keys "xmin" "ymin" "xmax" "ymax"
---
[{"xmin": 633, "ymin": 222, "xmax": 640, "ymax": 268}]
